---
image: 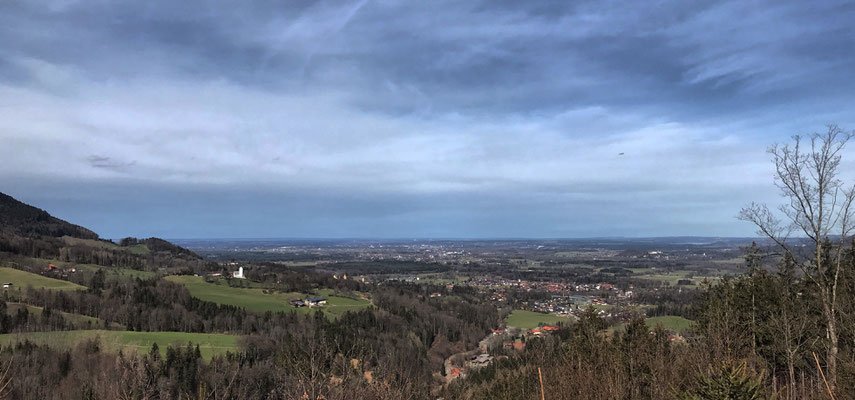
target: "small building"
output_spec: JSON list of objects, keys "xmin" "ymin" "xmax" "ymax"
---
[
  {"xmin": 307, "ymin": 297, "xmax": 327, "ymax": 307},
  {"xmin": 290, "ymin": 298, "xmax": 306, "ymax": 307},
  {"xmin": 2, "ymin": 282, "xmax": 13, "ymax": 289},
  {"xmin": 232, "ymin": 266, "xmax": 245, "ymax": 279},
  {"xmin": 430, "ymin": 292, "xmax": 442, "ymax": 298},
  {"xmin": 503, "ymin": 342, "xmax": 526, "ymax": 351},
  {"xmin": 470, "ymin": 354, "xmax": 493, "ymax": 367}
]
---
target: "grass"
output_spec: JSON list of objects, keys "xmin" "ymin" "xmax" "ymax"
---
[
  {"xmin": 0, "ymin": 267, "xmax": 86, "ymax": 291},
  {"xmin": 165, "ymin": 275, "xmax": 371, "ymax": 317},
  {"xmin": 165, "ymin": 275, "xmax": 292, "ymax": 312},
  {"xmin": 0, "ymin": 330, "xmax": 237, "ymax": 360},
  {"xmin": 505, "ymin": 310, "xmax": 569, "ymax": 329},
  {"xmin": 611, "ymin": 316, "xmax": 694, "ymax": 334},
  {"xmin": 69, "ymin": 264, "xmax": 158, "ymax": 282},
  {"xmin": 108, "ymin": 267, "xmax": 156, "ymax": 279},
  {"xmin": 127, "ymin": 244, "xmax": 151, "ymax": 255},
  {"xmin": 322, "ymin": 295, "xmax": 373, "ymax": 318},
  {"xmin": 645, "ymin": 316, "xmax": 693, "ymax": 333}
]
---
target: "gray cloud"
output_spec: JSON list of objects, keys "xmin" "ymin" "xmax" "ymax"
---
[{"xmin": 1, "ymin": 0, "xmax": 854, "ymax": 238}]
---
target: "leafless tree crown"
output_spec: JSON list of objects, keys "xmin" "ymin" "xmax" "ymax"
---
[{"xmin": 739, "ymin": 124, "xmax": 855, "ymax": 256}]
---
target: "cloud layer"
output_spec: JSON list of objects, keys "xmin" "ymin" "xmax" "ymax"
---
[{"xmin": 2, "ymin": 0, "xmax": 855, "ymax": 238}]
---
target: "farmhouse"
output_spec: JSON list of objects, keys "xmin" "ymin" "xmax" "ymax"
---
[
  {"xmin": 290, "ymin": 298, "xmax": 306, "ymax": 307},
  {"xmin": 2, "ymin": 282, "xmax": 12, "ymax": 288},
  {"xmin": 470, "ymin": 354, "xmax": 493, "ymax": 367},
  {"xmin": 307, "ymin": 297, "xmax": 327, "ymax": 307}
]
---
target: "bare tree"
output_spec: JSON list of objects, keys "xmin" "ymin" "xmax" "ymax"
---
[
  {"xmin": 0, "ymin": 356, "xmax": 12, "ymax": 400},
  {"xmin": 739, "ymin": 125, "xmax": 855, "ymax": 392}
]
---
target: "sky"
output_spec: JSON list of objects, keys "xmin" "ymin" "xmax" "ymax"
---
[{"xmin": 2, "ymin": 0, "xmax": 855, "ymax": 239}]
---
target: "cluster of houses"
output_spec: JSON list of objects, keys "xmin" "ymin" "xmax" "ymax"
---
[
  {"xmin": 45, "ymin": 263, "xmax": 76, "ymax": 272},
  {"xmin": 42, "ymin": 263, "xmax": 77, "ymax": 279},
  {"xmin": 289, "ymin": 297, "xmax": 327, "ymax": 308}
]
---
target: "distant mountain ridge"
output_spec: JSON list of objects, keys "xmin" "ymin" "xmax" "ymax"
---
[{"xmin": 0, "ymin": 192, "xmax": 99, "ymax": 239}]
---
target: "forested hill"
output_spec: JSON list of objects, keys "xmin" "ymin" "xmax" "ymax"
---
[
  {"xmin": 119, "ymin": 237, "xmax": 201, "ymax": 260},
  {"xmin": 0, "ymin": 191, "xmax": 200, "ymax": 265},
  {"xmin": 0, "ymin": 192, "xmax": 98, "ymax": 239}
]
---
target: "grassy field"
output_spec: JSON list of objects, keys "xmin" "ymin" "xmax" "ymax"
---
[
  {"xmin": 165, "ymin": 275, "xmax": 371, "ymax": 317},
  {"xmin": 645, "ymin": 316, "xmax": 693, "ymax": 333},
  {"xmin": 505, "ymin": 310, "xmax": 569, "ymax": 329},
  {"xmin": 166, "ymin": 275, "xmax": 294, "ymax": 312},
  {"xmin": 108, "ymin": 267, "xmax": 156, "ymax": 279},
  {"xmin": 0, "ymin": 330, "xmax": 237, "ymax": 360},
  {"xmin": 321, "ymin": 295, "xmax": 373, "ymax": 318},
  {"xmin": 612, "ymin": 316, "xmax": 694, "ymax": 334},
  {"xmin": 5, "ymin": 302, "xmax": 123, "ymax": 329},
  {"xmin": 0, "ymin": 267, "xmax": 86, "ymax": 291},
  {"xmin": 70, "ymin": 264, "xmax": 157, "ymax": 281}
]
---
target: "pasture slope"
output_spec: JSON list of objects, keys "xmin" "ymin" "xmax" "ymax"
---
[
  {"xmin": 0, "ymin": 267, "xmax": 86, "ymax": 291},
  {"xmin": 0, "ymin": 330, "xmax": 237, "ymax": 360},
  {"xmin": 610, "ymin": 315, "xmax": 694, "ymax": 334},
  {"xmin": 644, "ymin": 316, "xmax": 693, "ymax": 333},
  {"xmin": 504, "ymin": 310, "xmax": 569, "ymax": 329},
  {"xmin": 165, "ymin": 275, "xmax": 371, "ymax": 317}
]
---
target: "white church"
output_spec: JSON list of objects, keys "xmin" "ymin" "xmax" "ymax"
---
[{"xmin": 232, "ymin": 266, "xmax": 246, "ymax": 279}]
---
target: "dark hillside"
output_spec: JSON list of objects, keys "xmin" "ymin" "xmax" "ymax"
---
[
  {"xmin": 0, "ymin": 192, "xmax": 98, "ymax": 239},
  {"xmin": 0, "ymin": 192, "xmax": 202, "ymax": 269}
]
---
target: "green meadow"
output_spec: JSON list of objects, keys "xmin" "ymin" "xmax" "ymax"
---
[
  {"xmin": 611, "ymin": 316, "xmax": 694, "ymax": 334},
  {"xmin": 504, "ymin": 310, "xmax": 569, "ymax": 329},
  {"xmin": 0, "ymin": 267, "xmax": 86, "ymax": 291},
  {"xmin": 644, "ymin": 316, "xmax": 693, "ymax": 333},
  {"xmin": 0, "ymin": 330, "xmax": 237, "ymax": 360},
  {"xmin": 165, "ymin": 275, "xmax": 371, "ymax": 317}
]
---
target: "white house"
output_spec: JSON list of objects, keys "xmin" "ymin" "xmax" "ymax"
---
[{"xmin": 233, "ymin": 266, "xmax": 246, "ymax": 279}]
